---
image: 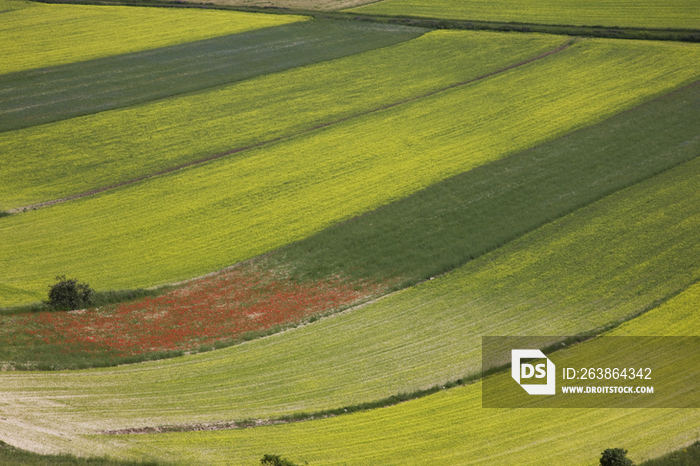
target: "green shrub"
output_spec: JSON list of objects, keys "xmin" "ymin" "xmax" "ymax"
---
[
  {"xmin": 601, "ymin": 448, "xmax": 634, "ymax": 466},
  {"xmin": 46, "ymin": 275, "xmax": 94, "ymax": 310},
  {"xmin": 260, "ymin": 454, "xmax": 302, "ymax": 466}
]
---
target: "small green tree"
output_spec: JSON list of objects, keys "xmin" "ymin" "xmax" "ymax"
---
[
  {"xmin": 600, "ymin": 448, "xmax": 634, "ymax": 466},
  {"xmin": 46, "ymin": 275, "xmax": 94, "ymax": 310},
  {"xmin": 260, "ymin": 454, "xmax": 301, "ymax": 466}
]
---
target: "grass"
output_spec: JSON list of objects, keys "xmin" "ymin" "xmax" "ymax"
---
[
  {"xmin": 270, "ymin": 79, "xmax": 700, "ymax": 286},
  {"xmin": 0, "ymin": 1, "xmax": 303, "ymax": 75},
  {"xmin": 108, "ymin": 384, "xmax": 700, "ymax": 466},
  {"xmin": 3, "ymin": 74, "xmax": 700, "ymax": 369},
  {"xmin": 0, "ymin": 441, "xmax": 167, "ymax": 466},
  {"xmin": 610, "ymin": 281, "xmax": 700, "ymax": 338},
  {"xmin": 82, "ymin": 213, "xmax": 700, "ymax": 465},
  {"xmin": 348, "ymin": 0, "xmax": 700, "ymax": 30},
  {"xmin": 185, "ymin": 0, "xmax": 379, "ymax": 10},
  {"xmin": 3, "ymin": 144, "xmax": 700, "ymax": 455},
  {"xmin": 0, "ymin": 30, "xmax": 560, "ymax": 210},
  {"xmin": 0, "ymin": 20, "xmax": 424, "ymax": 133},
  {"xmin": 3, "ymin": 37, "xmax": 700, "ymax": 306},
  {"xmin": 0, "ymin": 261, "xmax": 387, "ymax": 370},
  {"xmin": 0, "ymin": 0, "xmax": 31, "ymax": 11},
  {"xmin": 640, "ymin": 441, "xmax": 700, "ymax": 466}
]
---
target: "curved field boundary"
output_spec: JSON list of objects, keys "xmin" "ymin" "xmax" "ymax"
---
[
  {"xmin": 98, "ymin": 279, "xmax": 700, "ymax": 435},
  {"xmin": 0, "ymin": 1, "xmax": 304, "ymax": 75},
  {"xmin": 0, "ymin": 20, "xmax": 424, "ymax": 133},
  {"xmin": 4, "ymin": 38, "xmax": 571, "ymax": 214},
  {"xmin": 347, "ymin": 0, "xmax": 700, "ymax": 31},
  {"xmin": 3, "ymin": 77, "xmax": 699, "ymax": 369},
  {"xmin": 3, "ymin": 38, "xmax": 700, "ymax": 306},
  {"xmin": 35, "ymin": 0, "xmax": 700, "ymax": 42},
  {"xmin": 0, "ymin": 31, "xmax": 565, "ymax": 211},
  {"xmin": 3, "ymin": 151, "xmax": 700, "ymax": 453},
  {"xmin": 109, "ymin": 283, "xmax": 700, "ymax": 466},
  {"xmin": 270, "ymin": 79, "xmax": 700, "ymax": 285}
]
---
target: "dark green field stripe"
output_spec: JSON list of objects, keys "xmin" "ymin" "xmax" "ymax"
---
[
  {"xmin": 273, "ymin": 80, "xmax": 700, "ymax": 286},
  {"xmin": 0, "ymin": 19, "xmax": 423, "ymax": 133}
]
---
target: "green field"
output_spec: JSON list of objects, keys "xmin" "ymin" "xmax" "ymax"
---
[
  {"xmin": 3, "ymin": 1, "xmax": 700, "ymax": 463},
  {"xmin": 611, "ymin": 281, "xmax": 700, "ymax": 337},
  {"xmin": 0, "ymin": 1, "xmax": 304, "ymax": 75},
  {"xmin": 272, "ymin": 80, "xmax": 700, "ymax": 286},
  {"xmin": 85, "ymin": 224, "xmax": 700, "ymax": 466},
  {"xmin": 0, "ymin": 30, "xmax": 561, "ymax": 210},
  {"xmin": 2, "ymin": 150, "xmax": 700, "ymax": 456},
  {"xmin": 3, "ymin": 76, "xmax": 699, "ymax": 369},
  {"xmin": 349, "ymin": 0, "xmax": 700, "ymax": 30},
  {"xmin": 0, "ymin": 20, "xmax": 423, "ymax": 133},
  {"xmin": 3, "ymin": 38, "xmax": 700, "ymax": 307}
]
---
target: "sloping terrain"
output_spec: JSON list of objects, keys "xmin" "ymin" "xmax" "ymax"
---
[
  {"xmin": 349, "ymin": 0, "xmax": 700, "ymax": 30},
  {"xmin": 3, "ymin": 78, "xmax": 699, "ymax": 369},
  {"xmin": 0, "ymin": 30, "xmax": 560, "ymax": 210},
  {"xmin": 0, "ymin": 2, "xmax": 302, "ymax": 74},
  {"xmin": 0, "ymin": 20, "xmax": 423, "ymax": 132},
  {"xmin": 2, "ymin": 1, "xmax": 700, "ymax": 464},
  {"xmin": 3, "ymin": 38, "xmax": 700, "ymax": 306},
  {"xmin": 3, "ymin": 134, "xmax": 700, "ymax": 458}
]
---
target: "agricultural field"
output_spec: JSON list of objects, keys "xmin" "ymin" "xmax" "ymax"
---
[
  {"xmin": 2, "ymin": 136, "xmax": 700, "ymax": 458},
  {"xmin": 0, "ymin": 1, "xmax": 304, "ymax": 75},
  {"xmin": 0, "ymin": 20, "xmax": 424, "ymax": 132},
  {"xmin": 2, "ymin": 0, "xmax": 700, "ymax": 464},
  {"xmin": 187, "ymin": 0, "xmax": 377, "ymax": 10},
  {"xmin": 3, "ymin": 38, "xmax": 700, "ymax": 306},
  {"xmin": 3, "ymin": 78, "xmax": 699, "ymax": 369},
  {"xmin": 0, "ymin": 30, "xmax": 561, "ymax": 210},
  {"xmin": 349, "ymin": 0, "xmax": 700, "ymax": 30},
  {"xmin": 111, "ymin": 283, "xmax": 700, "ymax": 466}
]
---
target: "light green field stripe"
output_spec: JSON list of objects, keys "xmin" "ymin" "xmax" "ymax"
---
[
  {"xmin": 610, "ymin": 281, "xmax": 700, "ymax": 337},
  {"xmin": 2, "ymin": 129, "xmax": 700, "ymax": 458},
  {"xmin": 0, "ymin": 0, "xmax": 30, "ymax": 12},
  {"xmin": 88, "ymin": 233, "xmax": 700, "ymax": 465},
  {"xmin": 349, "ymin": 0, "xmax": 700, "ymax": 30},
  {"xmin": 0, "ymin": 31, "xmax": 561, "ymax": 210},
  {"xmin": 2, "ymin": 38, "xmax": 700, "ymax": 306},
  {"xmin": 0, "ymin": 20, "xmax": 424, "ymax": 133},
  {"xmin": 0, "ymin": 3, "xmax": 303, "ymax": 75},
  {"xmin": 109, "ymin": 389, "xmax": 699, "ymax": 465}
]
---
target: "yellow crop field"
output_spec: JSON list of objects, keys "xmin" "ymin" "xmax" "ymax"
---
[
  {"xmin": 81, "ymin": 266, "xmax": 700, "ymax": 466},
  {"xmin": 0, "ymin": 0, "xmax": 30, "ymax": 12},
  {"xmin": 0, "ymin": 31, "xmax": 564, "ymax": 210},
  {"xmin": 2, "ymin": 38, "xmax": 700, "ymax": 307},
  {"xmin": 2, "ymin": 3, "xmax": 700, "ymax": 463},
  {"xmin": 611, "ymin": 282, "xmax": 700, "ymax": 337},
  {"xmin": 2, "ymin": 140, "xmax": 699, "ymax": 459},
  {"xmin": 0, "ymin": 1, "xmax": 303, "ymax": 75},
  {"xmin": 350, "ymin": 0, "xmax": 700, "ymax": 30}
]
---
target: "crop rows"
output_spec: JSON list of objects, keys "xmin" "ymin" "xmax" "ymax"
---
[
  {"xmin": 5, "ymin": 75, "xmax": 700, "ymax": 369},
  {"xmin": 350, "ymin": 0, "xmax": 700, "ymax": 30},
  {"xmin": 0, "ymin": 30, "xmax": 562, "ymax": 210},
  {"xmin": 3, "ymin": 2, "xmax": 700, "ymax": 464},
  {"xmin": 0, "ymin": 1, "xmax": 302, "ymax": 75},
  {"xmin": 3, "ymin": 140, "xmax": 700, "ymax": 457},
  {"xmin": 3, "ymin": 38, "xmax": 700, "ymax": 307},
  {"xmin": 94, "ymin": 177, "xmax": 700, "ymax": 464},
  {"xmin": 0, "ymin": 20, "xmax": 423, "ymax": 133},
  {"xmin": 272, "ymin": 79, "xmax": 700, "ymax": 285}
]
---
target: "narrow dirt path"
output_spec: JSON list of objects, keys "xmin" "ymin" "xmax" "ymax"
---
[{"xmin": 7, "ymin": 40, "xmax": 572, "ymax": 215}]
